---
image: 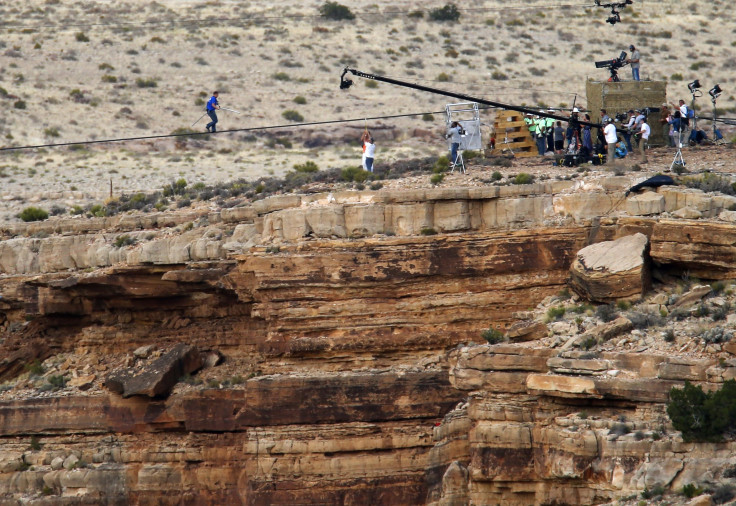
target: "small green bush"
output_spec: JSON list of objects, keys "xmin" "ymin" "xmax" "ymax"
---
[
  {"xmin": 641, "ymin": 484, "xmax": 666, "ymax": 500},
  {"xmin": 101, "ymin": 74, "xmax": 117, "ymax": 83},
  {"xmin": 595, "ymin": 304, "xmax": 618, "ymax": 322},
  {"xmin": 114, "ymin": 234, "xmax": 137, "ymax": 248},
  {"xmin": 282, "ymin": 110, "xmax": 304, "ymax": 122},
  {"xmin": 682, "ymin": 483, "xmax": 704, "ymax": 499},
  {"xmin": 75, "ymin": 32, "xmax": 89, "ymax": 42},
  {"xmin": 293, "ymin": 161, "xmax": 318, "ymax": 173},
  {"xmin": 491, "ymin": 171, "xmax": 503, "ymax": 181},
  {"xmin": 420, "ymin": 227, "xmax": 437, "ymax": 235},
  {"xmin": 430, "ymin": 173, "xmax": 445, "ymax": 185},
  {"xmin": 512, "ymin": 173, "xmax": 534, "ymax": 185},
  {"xmin": 429, "ymin": 3, "xmax": 461, "ymax": 22},
  {"xmin": 437, "ymin": 72, "xmax": 451, "ymax": 82},
  {"xmin": 135, "ymin": 78, "xmax": 157, "ymax": 88},
  {"xmin": 25, "ymin": 359, "xmax": 45, "ymax": 376},
  {"xmin": 365, "ymin": 80, "xmax": 378, "ymax": 88},
  {"xmin": 341, "ymin": 166, "xmax": 370, "ymax": 183},
  {"xmin": 546, "ymin": 306, "xmax": 566, "ymax": 321},
  {"xmin": 43, "ymin": 127, "xmax": 60, "ymax": 137},
  {"xmin": 319, "ymin": 1, "xmax": 355, "ymax": 20},
  {"xmin": 47, "ymin": 375, "xmax": 67, "ymax": 389},
  {"xmin": 13, "ymin": 100, "xmax": 26, "ymax": 109},
  {"xmin": 19, "ymin": 206, "xmax": 49, "ymax": 222},
  {"xmin": 293, "ymin": 95, "xmax": 307, "ymax": 104},
  {"xmin": 422, "ymin": 113, "xmax": 434, "ymax": 122},
  {"xmin": 29, "ymin": 436, "xmax": 41, "ymax": 451},
  {"xmin": 481, "ymin": 328, "xmax": 505, "ymax": 344}
]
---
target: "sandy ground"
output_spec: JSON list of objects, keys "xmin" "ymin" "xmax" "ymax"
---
[{"xmin": 0, "ymin": 0, "xmax": 735, "ymax": 221}]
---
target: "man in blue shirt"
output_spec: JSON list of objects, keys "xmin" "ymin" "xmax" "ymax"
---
[{"xmin": 205, "ymin": 91, "xmax": 220, "ymax": 133}]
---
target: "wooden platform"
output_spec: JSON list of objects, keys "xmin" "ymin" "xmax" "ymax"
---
[{"xmin": 491, "ymin": 110, "xmax": 537, "ymax": 158}]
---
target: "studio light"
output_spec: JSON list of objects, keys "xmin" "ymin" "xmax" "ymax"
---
[
  {"xmin": 688, "ymin": 80, "xmax": 701, "ymax": 92},
  {"xmin": 709, "ymin": 84, "xmax": 722, "ymax": 98}
]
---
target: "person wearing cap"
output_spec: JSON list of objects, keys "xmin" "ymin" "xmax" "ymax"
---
[
  {"xmin": 603, "ymin": 117, "xmax": 618, "ymax": 167},
  {"xmin": 626, "ymin": 45, "xmax": 641, "ymax": 81},
  {"xmin": 534, "ymin": 115, "xmax": 547, "ymax": 155},
  {"xmin": 623, "ymin": 110, "xmax": 636, "ymax": 151},
  {"xmin": 545, "ymin": 109, "xmax": 555, "ymax": 154}
]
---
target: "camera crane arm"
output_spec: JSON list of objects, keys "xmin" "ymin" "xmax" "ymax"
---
[{"xmin": 339, "ymin": 67, "xmax": 602, "ymax": 128}]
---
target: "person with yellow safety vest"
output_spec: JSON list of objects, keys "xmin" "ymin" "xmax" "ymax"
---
[
  {"xmin": 525, "ymin": 113, "xmax": 536, "ymax": 138},
  {"xmin": 545, "ymin": 110, "xmax": 555, "ymax": 154}
]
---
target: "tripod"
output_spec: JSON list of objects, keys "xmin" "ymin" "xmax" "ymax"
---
[
  {"xmin": 669, "ymin": 130, "xmax": 686, "ymax": 172},
  {"xmin": 498, "ymin": 127, "xmax": 516, "ymax": 156}
]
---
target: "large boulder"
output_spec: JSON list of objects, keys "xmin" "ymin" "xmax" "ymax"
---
[
  {"xmin": 105, "ymin": 343, "xmax": 202, "ymax": 398},
  {"xmin": 569, "ymin": 233, "xmax": 650, "ymax": 303}
]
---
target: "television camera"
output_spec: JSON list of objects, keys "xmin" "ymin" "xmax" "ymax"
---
[{"xmin": 594, "ymin": 51, "xmax": 628, "ymax": 82}]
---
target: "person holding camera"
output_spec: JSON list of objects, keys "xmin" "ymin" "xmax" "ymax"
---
[{"xmin": 446, "ymin": 121, "xmax": 463, "ymax": 166}]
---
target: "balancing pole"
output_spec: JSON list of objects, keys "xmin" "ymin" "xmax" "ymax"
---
[
  {"xmin": 220, "ymin": 107, "xmax": 241, "ymax": 114},
  {"xmin": 191, "ymin": 111, "xmax": 208, "ymax": 127}
]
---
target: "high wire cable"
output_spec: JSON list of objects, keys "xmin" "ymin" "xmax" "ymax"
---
[{"xmin": 0, "ymin": 110, "xmax": 459, "ymax": 152}]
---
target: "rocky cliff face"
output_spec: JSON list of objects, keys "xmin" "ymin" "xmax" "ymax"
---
[{"xmin": 2, "ymin": 178, "xmax": 736, "ymax": 504}]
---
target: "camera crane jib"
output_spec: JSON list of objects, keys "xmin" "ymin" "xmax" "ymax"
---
[
  {"xmin": 339, "ymin": 67, "xmax": 602, "ymax": 128},
  {"xmin": 594, "ymin": 0, "xmax": 633, "ymax": 25}
]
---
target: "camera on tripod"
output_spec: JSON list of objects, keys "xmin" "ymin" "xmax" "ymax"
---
[{"xmin": 594, "ymin": 51, "xmax": 628, "ymax": 82}]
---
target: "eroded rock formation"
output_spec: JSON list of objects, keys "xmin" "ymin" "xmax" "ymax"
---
[{"xmin": 2, "ymin": 179, "xmax": 736, "ymax": 504}]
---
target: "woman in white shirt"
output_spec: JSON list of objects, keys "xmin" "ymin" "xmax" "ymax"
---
[{"xmin": 361, "ymin": 130, "xmax": 376, "ymax": 172}]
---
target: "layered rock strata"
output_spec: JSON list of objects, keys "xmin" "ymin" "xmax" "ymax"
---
[{"xmin": 2, "ymin": 180, "xmax": 736, "ymax": 503}]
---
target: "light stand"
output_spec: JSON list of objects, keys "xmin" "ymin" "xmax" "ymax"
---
[
  {"xmin": 709, "ymin": 84, "xmax": 724, "ymax": 145},
  {"xmin": 688, "ymin": 80, "xmax": 702, "ymax": 136},
  {"xmin": 669, "ymin": 129, "xmax": 686, "ymax": 172}
]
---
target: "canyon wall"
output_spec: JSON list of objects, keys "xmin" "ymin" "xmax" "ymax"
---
[{"xmin": 2, "ymin": 178, "xmax": 736, "ymax": 504}]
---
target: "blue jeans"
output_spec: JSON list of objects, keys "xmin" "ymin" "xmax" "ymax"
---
[
  {"xmin": 632, "ymin": 68, "xmax": 640, "ymax": 81},
  {"xmin": 623, "ymin": 131, "xmax": 633, "ymax": 152},
  {"xmin": 536, "ymin": 134, "xmax": 546, "ymax": 155},
  {"xmin": 365, "ymin": 157, "xmax": 374, "ymax": 172},
  {"xmin": 450, "ymin": 143, "xmax": 459, "ymax": 164},
  {"xmin": 206, "ymin": 110, "xmax": 218, "ymax": 132}
]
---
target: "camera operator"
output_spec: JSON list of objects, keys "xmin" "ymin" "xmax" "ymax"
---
[
  {"xmin": 622, "ymin": 110, "xmax": 636, "ymax": 152},
  {"xmin": 446, "ymin": 121, "xmax": 463, "ymax": 166},
  {"xmin": 626, "ymin": 45, "xmax": 641, "ymax": 81}
]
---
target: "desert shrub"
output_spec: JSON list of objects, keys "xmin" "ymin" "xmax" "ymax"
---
[
  {"xmin": 25, "ymin": 359, "xmax": 45, "ymax": 376},
  {"xmin": 14, "ymin": 100, "xmax": 26, "ymax": 109},
  {"xmin": 369, "ymin": 182, "xmax": 383, "ymax": 190},
  {"xmin": 463, "ymin": 151, "xmax": 481, "ymax": 160},
  {"xmin": 491, "ymin": 171, "xmax": 504, "ymax": 180},
  {"xmin": 365, "ymin": 80, "xmax": 378, "ymax": 88},
  {"xmin": 512, "ymin": 173, "xmax": 534, "ymax": 185},
  {"xmin": 700, "ymin": 326, "xmax": 733, "ymax": 344},
  {"xmin": 546, "ymin": 306, "xmax": 566, "ymax": 321},
  {"xmin": 430, "ymin": 173, "xmax": 445, "ymax": 185},
  {"xmin": 491, "ymin": 71, "xmax": 508, "ymax": 80},
  {"xmin": 641, "ymin": 484, "xmax": 666, "ymax": 499},
  {"xmin": 712, "ymin": 484, "xmax": 736, "ymax": 504},
  {"xmin": 319, "ymin": 1, "xmax": 355, "ymax": 20},
  {"xmin": 341, "ymin": 166, "xmax": 370, "ymax": 183},
  {"xmin": 293, "ymin": 95, "xmax": 307, "ymax": 104},
  {"xmin": 43, "ymin": 127, "xmax": 60, "ymax": 137},
  {"xmin": 682, "ymin": 483, "xmax": 704, "ymax": 498},
  {"xmin": 481, "ymin": 328, "xmax": 505, "ymax": 344},
  {"xmin": 595, "ymin": 304, "xmax": 618, "ymax": 322},
  {"xmin": 75, "ymin": 32, "xmax": 89, "ymax": 42},
  {"xmin": 420, "ymin": 227, "xmax": 438, "ymax": 236},
  {"xmin": 47, "ymin": 375, "xmax": 67, "ymax": 389},
  {"xmin": 429, "ymin": 3, "xmax": 460, "ymax": 22},
  {"xmin": 19, "ymin": 206, "xmax": 48, "ymax": 222},
  {"xmin": 113, "ymin": 235, "xmax": 136, "ymax": 248},
  {"xmin": 671, "ymin": 73, "xmax": 684, "ymax": 81},
  {"xmin": 282, "ymin": 110, "xmax": 304, "ymax": 122},
  {"xmin": 135, "ymin": 78, "xmax": 157, "ymax": 88},
  {"xmin": 712, "ymin": 303, "xmax": 731, "ymax": 322},
  {"xmin": 293, "ymin": 161, "xmax": 318, "ymax": 173},
  {"xmin": 29, "ymin": 436, "xmax": 41, "ymax": 451},
  {"xmin": 437, "ymin": 72, "xmax": 451, "ymax": 82},
  {"xmin": 667, "ymin": 379, "xmax": 736, "ymax": 442},
  {"xmin": 664, "ymin": 329, "xmax": 676, "ymax": 342},
  {"xmin": 422, "ymin": 113, "xmax": 434, "ymax": 122},
  {"xmin": 627, "ymin": 311, "xmax": 665, "ymax": 329},
  {"xmin": 683, "ymin": 172, "xmax": 736, "ymax": 195},
  {"xmin": 101, "ymin": 74, "xmax": 117, "ymax": 83},
  {"xmin": 616, "ymin": 300, "xmax": 631, "ymax": 310},
  {"xmin": 580, "ymin": 336, "xmax": 597, "ymax": 350}
]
